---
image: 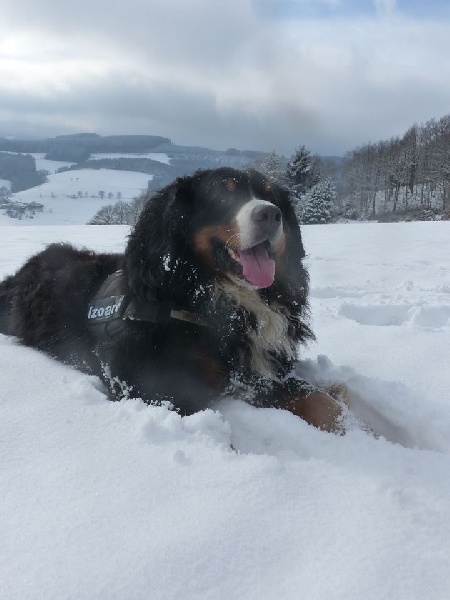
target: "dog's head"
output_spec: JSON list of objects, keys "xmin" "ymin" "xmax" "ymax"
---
[
  {"xmin": 125, "ymin": 168, "xmax": 307, "ymax": 302},
  {"xmin": 190, "ymin": 169, "xmax": 291, "ymax": 289}
]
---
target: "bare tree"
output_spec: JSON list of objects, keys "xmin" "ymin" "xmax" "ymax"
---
[
  {"xmin": 88, "ymin": 192, "xmax": 151, "ymax": 226},
  {"xmin": 341, "ymin": 113, "xmax": 450, "ymax": 220}
]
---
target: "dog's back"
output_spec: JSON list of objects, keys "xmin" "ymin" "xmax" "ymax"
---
[{"xmin": 0, "ymin": 243, "xmax": 121, "ymax": 373}]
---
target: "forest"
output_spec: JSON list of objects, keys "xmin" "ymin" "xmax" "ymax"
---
[
  {"xmin": 0, "ymin": 134, "xmax": 171, "ymax": 161},
  {"xmin": 255, "ymin": 113, "xmax": 450, "ymax": 224},
  {"xmin": 340, "ymin": 114, "xmax": 450, "ymax": 221},
  {"xmin": 0, "ymin": 153, "xmax": 47, "ymax": 193}
]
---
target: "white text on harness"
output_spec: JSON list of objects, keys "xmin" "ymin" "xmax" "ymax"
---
[{"xmin": 87, "ymin": 296, "xmax": 125, "ymax": 322}]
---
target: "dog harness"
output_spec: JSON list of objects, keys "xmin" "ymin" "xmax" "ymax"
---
[{"xmin": 87, "ymin": 271, "xmax": 203, "ymax": 341}]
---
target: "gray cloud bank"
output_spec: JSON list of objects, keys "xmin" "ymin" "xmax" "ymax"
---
[{"xmin": 1, "ymin": 0, "xmax": 450, "ymax": 155}]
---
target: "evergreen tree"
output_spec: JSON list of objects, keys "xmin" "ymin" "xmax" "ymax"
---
[
  {"xmin": 285, "ymin": 146, "xmax": 319, "ymax": 196},
  {"xmin": 299, "ymin": 178, "xmax": 336, "ymax": 224},
  {"xmin": 259, "ymin": 151, "xmax": 285, "ymax": 185}
]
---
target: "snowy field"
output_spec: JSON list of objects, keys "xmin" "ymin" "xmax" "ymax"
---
[
  {"xmin": 0, "ymin": 169, "xmax": 151, "ymax": 226},
  {"xmin": 1, "ymin": 222, "xmax": 450, "ymax": 599},
  {"xmin": 30, "ymin": 153, "xmax": 76, "ymax": 174}
]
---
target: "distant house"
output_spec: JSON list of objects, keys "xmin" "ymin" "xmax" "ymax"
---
[
  {"xmin": 28, "ymin": 202, "xmax": 44, "ymax": 212},
  {"xmin": 5, "ymin": 203, "xmax": 28, "ymax": 219},
  {"xmin": 2, "ymin": 200, "xmax": 44, "ymax": 219}
]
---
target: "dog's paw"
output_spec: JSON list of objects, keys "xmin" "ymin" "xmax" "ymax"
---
[{"xmin": 326, "ymin": 382, "xmax": 379, "ymax": 438}]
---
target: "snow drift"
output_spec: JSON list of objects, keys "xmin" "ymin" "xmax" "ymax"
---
[{"xmin": 1, "ymin": 222, "xmax": 449, "ymax": 599}]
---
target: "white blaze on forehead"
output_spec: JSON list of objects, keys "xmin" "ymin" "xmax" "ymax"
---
[{"xmin": 235, "ymin": 198, "xmax": 282, "ymax": 249}]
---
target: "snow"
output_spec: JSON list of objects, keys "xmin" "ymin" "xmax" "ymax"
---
[
  {"xmin": 0, "ymin": 178, "xmax": 11, "ymax": 190},
  {"xmin": 0, "ymin": 152, "xmax": 75, "ymax": 176},
  {"xmin": 0, "ymin": 169, "xmax": 151, "ymax": 226},
  {"xmin": 1, "ymin": 221, "xmax": 450, "ymax": 599},
  {"xmin": 30, "ymin": 153, "xmax": 76, "ymax": 174}
]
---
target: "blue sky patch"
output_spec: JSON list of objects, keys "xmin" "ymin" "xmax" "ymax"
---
[{"xmin": 253, "ymin": 0, "xmax": 450, "ymax": 20}]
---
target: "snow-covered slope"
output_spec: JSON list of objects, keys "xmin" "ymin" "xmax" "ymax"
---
[
  {"xmin": 0, "ymin": 169, "xmax": 151, "ymax": 226},
  {"xmin": 30, "ymin": 153, "xmax": 76, "ymax": 173},
  {"xmin": 1, "ymin": 222, "xmax": 449, "ymax": 600}
]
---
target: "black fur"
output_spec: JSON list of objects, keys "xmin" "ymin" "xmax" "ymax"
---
[{"xmin": 0, "ymin": 168, "xmax": 314, "ymax": 414}]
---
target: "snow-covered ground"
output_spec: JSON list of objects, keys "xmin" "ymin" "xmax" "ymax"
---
[
  {"xmin": 1, "ymin": 222, "xmax": 449, "ymax": 600},
  {"xmin": 0, "ymin": 169, "xmax": 151, "ymax": 226},
  {"xmin": 30, "ymin": 153, "xmax": 76, "ymax": 174}
]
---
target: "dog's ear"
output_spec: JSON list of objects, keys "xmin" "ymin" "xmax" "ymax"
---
[{"xmin": 124, "ymin": 176, "xmax": 196, "ymax": 299}]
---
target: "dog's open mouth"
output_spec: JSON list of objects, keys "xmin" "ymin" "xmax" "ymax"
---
[
  {"xmin": 214, "ymin": 239, "xmax": 275, "ymax": 288},
  {"xmin": 237, "ymin": 241, "xmax": 276, "ymax": 288}
]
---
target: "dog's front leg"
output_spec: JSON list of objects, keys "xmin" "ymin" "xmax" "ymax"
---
[
  {"xmin": 280, "ymin": 386, "xmax": 344, "ymax": 433},
  {"xmin": 254, "ymin": 378, "xmax": 345, "ymax": 434}
]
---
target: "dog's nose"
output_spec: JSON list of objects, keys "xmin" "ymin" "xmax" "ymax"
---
[{"xmin": 251, "ymin": 204, "xmax": 282, "ymax": 227}]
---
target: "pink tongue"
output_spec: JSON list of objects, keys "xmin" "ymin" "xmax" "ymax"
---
[{"xmin": 238, "ymin": 243, "xmax": 275, "ymax": 288}]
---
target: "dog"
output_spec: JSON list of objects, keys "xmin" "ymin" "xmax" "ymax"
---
[{"xmin": 0, "ymin": 168, "xmax": 343, "ymax": 432}]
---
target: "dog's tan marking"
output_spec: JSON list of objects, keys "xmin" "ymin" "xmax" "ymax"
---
[
  {"xmin": 282, "ymin": 391, "xmax": 344, "ymax": 434},
  {"xmin": 193, "ymin": 220, "xmax": 240, "ymax": 269},
  {"xmin": 190, "ymin": 350, "xmax": 226, "ymax": 392}
]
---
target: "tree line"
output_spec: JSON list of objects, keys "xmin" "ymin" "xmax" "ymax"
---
[
  {"xmin": 0, "ymin": 134, "xmax": 171, "ymax": 161},
  {"xmin": 341, "ymin": 114, "xmax": 450, "ymax": 220},
  {"xmin": 257, "ymin": 113, "xmax": 450, "ymax": 223},
  {"xmin": 0, "ymin": 153, "xmax": 47, "ymax": 193}
]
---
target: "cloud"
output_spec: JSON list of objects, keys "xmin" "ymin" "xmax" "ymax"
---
[{"xmin": 1, "ymin": 0, "xmax": 450, "ymax": 155}]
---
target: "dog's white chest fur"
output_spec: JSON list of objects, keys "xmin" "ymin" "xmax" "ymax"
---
[{"xmin": 217, "ymin": 281, "xmax": 296, "ymax": 378}]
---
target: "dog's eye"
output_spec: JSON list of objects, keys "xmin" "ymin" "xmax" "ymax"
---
[{"xmin": 224, "ymin": 178, "xmax": 237, "ymax": 192}]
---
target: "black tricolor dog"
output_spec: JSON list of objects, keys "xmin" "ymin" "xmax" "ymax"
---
[{"xmin": 0, "ymin": 168, "xmax": 343, "ymax": 431}]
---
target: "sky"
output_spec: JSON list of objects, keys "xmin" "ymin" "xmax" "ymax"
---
[{"xmin": 1, "ymin": 0, "xmax": 450, "ymax": 156}]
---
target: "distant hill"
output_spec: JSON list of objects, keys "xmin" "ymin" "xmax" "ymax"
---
[
  {"xmin": 0, "ymin": 134, "xmax": 272, "ymax": 225},
  {"xmin": 0, "ymin": 133, "xmax": 269, "ymax": 162},
  {"xmin": 0, "ymin": 134, "xmax": 270, "ymax": 191},
  {"xmin": 0, "ymin": 134, "xmax": 171, "ymax": 161}
]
